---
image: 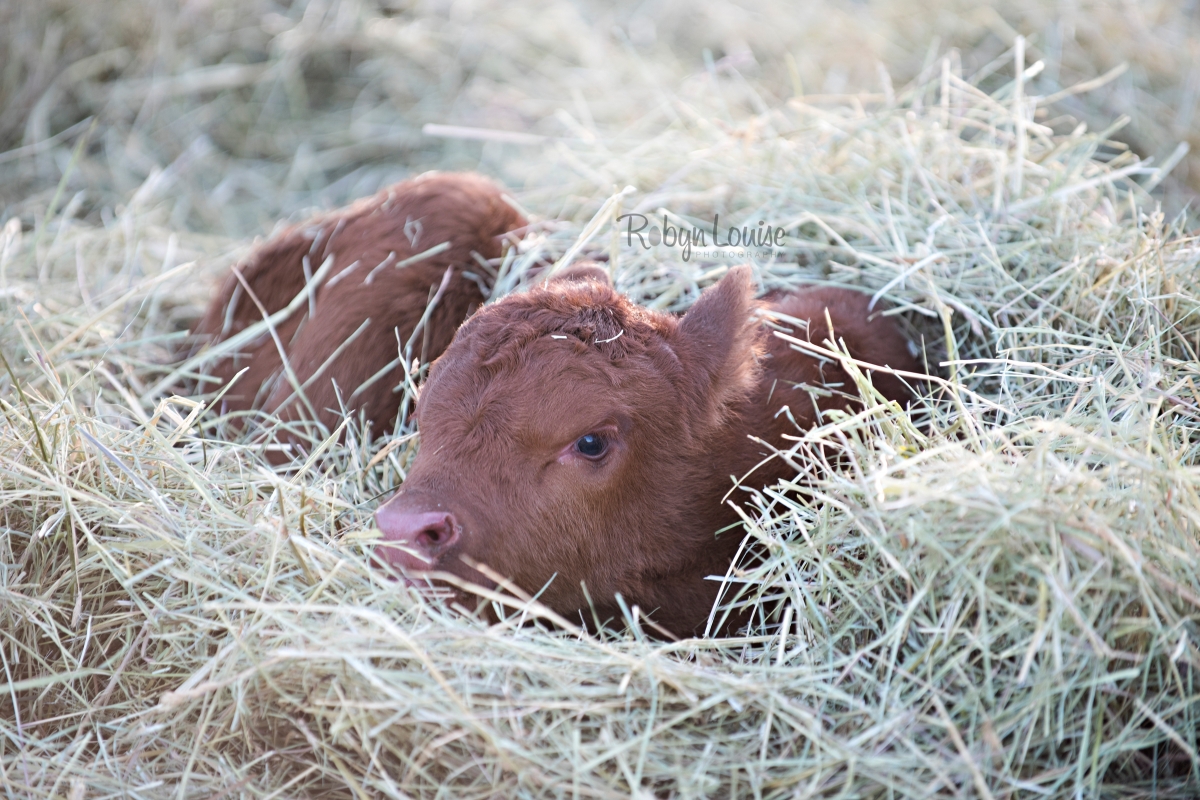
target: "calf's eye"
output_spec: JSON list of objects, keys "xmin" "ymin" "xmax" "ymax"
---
[{"xmin": 575, "ymin": 433, "xmax": 607, "ymax": 458}]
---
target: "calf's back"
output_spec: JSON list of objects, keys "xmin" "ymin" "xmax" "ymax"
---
[{"xmin": 190, "ymin": 171, "xmax": 524, "ymax": 442}]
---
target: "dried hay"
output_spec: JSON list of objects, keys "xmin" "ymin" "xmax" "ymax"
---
[{"xmin": 2, "ymin": 2, "xmax": 1200, "ymax": 798}]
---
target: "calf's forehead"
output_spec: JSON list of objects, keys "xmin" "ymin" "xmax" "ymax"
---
[{"xmin": 418, "ymin": 338, "xmax": 668, "ymax": 447}]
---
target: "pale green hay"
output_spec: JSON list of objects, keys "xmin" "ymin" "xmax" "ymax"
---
[{"xmin": 2, "ymin": 2, "xmax": 1200, "ymax": 798}]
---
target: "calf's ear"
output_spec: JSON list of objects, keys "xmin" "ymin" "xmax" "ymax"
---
[{"xmin": 675, "ymin": 265, "xmax": 759, "ymax": 420}]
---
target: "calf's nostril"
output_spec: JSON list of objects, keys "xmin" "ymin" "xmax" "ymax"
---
[
  {"xmin": 374, "ymin": 507, "xmax": 461, "ymax": 569},
  {"xmin": 418, "ymin": 514, "xmax": 458, "ymax": 550}
]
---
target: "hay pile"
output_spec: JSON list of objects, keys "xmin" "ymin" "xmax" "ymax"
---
[{"xmin": 3, "ymin": 2, "xmax": 1200, "ymax": 798}]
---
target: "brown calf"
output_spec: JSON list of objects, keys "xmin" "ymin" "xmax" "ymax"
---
[
  {"xmin": 190, "ymin": 171, "xmax": 525, "ymax": 442},
  {"xmin": 375, "ymin": 265, "xmax": 923, "ymax": 637}
]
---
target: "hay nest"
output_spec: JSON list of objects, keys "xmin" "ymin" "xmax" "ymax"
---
[{"xmin": 2, "ymin": 28, "xmax": 1200, "ymax": 800}]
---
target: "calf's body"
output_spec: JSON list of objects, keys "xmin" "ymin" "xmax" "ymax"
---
[
  {"xmin": 190, "ymin": 171, "xmax": 524, "ymax": 441},
  {"xmin": 376, "ymin": 266, "xmax": 922, "ymax": 637}
]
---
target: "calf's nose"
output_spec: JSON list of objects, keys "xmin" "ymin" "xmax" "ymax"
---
[{"xmin": 374, "ymin": 506, "xmax": 461, "ymax": 573}]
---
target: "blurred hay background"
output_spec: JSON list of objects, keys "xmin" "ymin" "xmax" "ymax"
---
[
  {"xmin": 2, "ymin": 1, "xmax": 1200, "ymax": 798},
  {"xmin": 6, "ymin": 0, "xmax": 1200, "ymax": 232}
]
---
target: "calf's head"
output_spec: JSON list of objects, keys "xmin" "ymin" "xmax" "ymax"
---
[{"xmin": 374, "ymin": 266, "xmax": 763, "ymax": 631}]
